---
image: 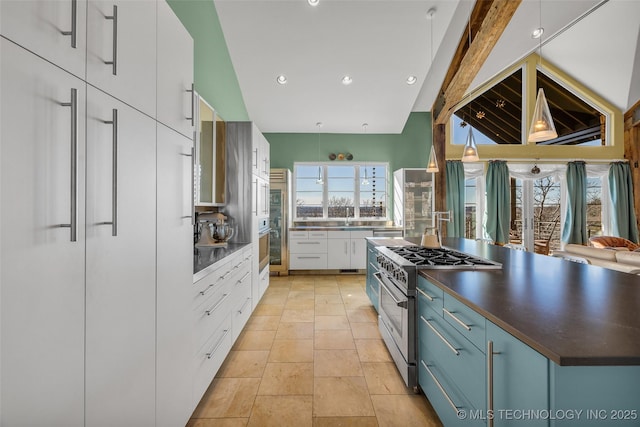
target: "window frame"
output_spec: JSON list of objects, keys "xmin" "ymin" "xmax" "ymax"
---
[{"xmin": 293, "ymin": 162, "xmax": 390, "ymax": 221}]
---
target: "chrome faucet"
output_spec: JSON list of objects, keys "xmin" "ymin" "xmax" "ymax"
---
[{"xmin": 345, "ymin": 207, "xmax": 351, "ymax": 225}]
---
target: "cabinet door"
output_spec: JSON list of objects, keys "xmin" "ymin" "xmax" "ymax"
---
[
  {"xmin": 86, "ymin": 0, "xmax": 156, "ymax": 116},
  {"xmin": 157, "ymin": 0, "xmax": 194, "ymax": 139},
  {"xmin": 327, "ymin": 238, "xmax": 351, "ymax": 269},
  {"xmin": 156, "ymin": 123, "xmax": 195, "ymax": 427},
  {"xmin": 1, "ymin": 39, "xmax": 86, "ymax": 427},
  {"xmin": 85, "ymin": 87, "xmax": 156, "ymax": 427},
  {"xmin": 0, "ymin": 0, "xmax": 87, "ymax": 78},
  {"xmin": 487, "ymin": 322, "xmax": 548, "ymax": 426},
  {"xmin": 350, "ymin": 231, "xmax": 372, "ymax": 269},
  {"xmin": 261, "ymin": 135, "xmax": 270, "ymax": 178},
  {"xmin": 251, "ymin": 124, "xmax": 261, "ymax": 175}
]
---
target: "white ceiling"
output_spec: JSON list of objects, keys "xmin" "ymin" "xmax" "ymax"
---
[{"xmin": 214, "ymin": 0, "xmax": 640, "ymax": 134}]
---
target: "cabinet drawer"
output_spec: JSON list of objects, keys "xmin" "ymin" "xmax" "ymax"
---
[
  {"xmin": 232, "ymin": 295, "xmax": 252, "ymax": 342},
  {"xmin": 308, "ymin": 230, "xmax": 327, "ymax": 238},
  {"xmin": 328, "ymin": 230, "xmax": 350, "ymax": 239},
  {"xmin": 443, "ymin": 294, "xmax": 486, "ymax": 352},
  {"xmin": 350, "ymin": 230, "xmax": 373, "ymax": 239},
  {"xmin": 418, "ymin": 310, "xmax": 485, "ymax": 412},
  {"xmin": 289, "ymin": 239, "xmax": 327, "ymax": 253},
  {"xmin": 417, "ymin": 276, "xmax": 444, "ymax": 314},
  {"xmin": 289, "ymin": 253, "xmax": 328, "ymax": 270},
  {"xmin": 418, "ymin": 356, "xmax": 478, "ymax": 427},
  {"xmin": 193, "ymin": 317, "xmax": 232, "ymax": 403},
  {"xmin": 194, "ymin": 280, "xmax": 232, "ymax": 354},
  {"xmin": 289, "ymin": 230, "xmax": 308, "ymax": 239}
]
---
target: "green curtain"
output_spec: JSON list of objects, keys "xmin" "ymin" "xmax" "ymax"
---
[
  {"xmin": 561, "ymin": 161, "xmax": 587, "ymax": 244},
  {"xmin": 446, "ymin": 160, "xmax": 465, "ymax": 237},
  {"xmin": 609, "ymin": 162, "xmax": 639, "ymax": 242},
  {"xmin": 485, "ymin": 160, "xmax": 510, "ymax": 244}
]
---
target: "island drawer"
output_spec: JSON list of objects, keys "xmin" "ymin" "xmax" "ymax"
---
[
  {"xmin": 193, "ymin": 279, "xmax": 233, "ymax": 354},
  {"xmin": 443, "ymin": 294, "xmax": 486, "ymax": 352},
  {"xmin": 193, "ymin": 317, "xmax": 232, "ymax": 402},
  {"xmin": 417, "ymin": 276, "xmax": 444, "ymax": 314},
  {"xmin": 418, "ymin": 309, "xmax": 485, "ymax": 411}
]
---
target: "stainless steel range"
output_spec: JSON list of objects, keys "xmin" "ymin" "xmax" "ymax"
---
[{"xmin": 374, "ymin": 245, "xmax": 501, "ymax": 390}]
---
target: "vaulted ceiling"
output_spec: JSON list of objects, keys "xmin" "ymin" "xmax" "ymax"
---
[{"xmin": 214, "ymin": 0, "xmax": 640, "ymax": 134}]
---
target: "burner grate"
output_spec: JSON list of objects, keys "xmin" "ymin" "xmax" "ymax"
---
[{"xmin": 386, "ymin": 246, "xmax": 501, "ymax": 269}]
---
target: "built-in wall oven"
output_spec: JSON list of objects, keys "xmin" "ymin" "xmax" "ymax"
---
[{"xmin": 258, "ymin": 217, "xmax": 270, "ymax": 273}]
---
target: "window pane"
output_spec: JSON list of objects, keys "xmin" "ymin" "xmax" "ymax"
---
[
  {"xmin": 586, "ymin": 177, "xmax": 602, "ymax": 237},
  {"xmin": 297, "ymin": 165, "xmax": 321, "ymax": 178},
  {"xmin": 533, "ymin": 176, "xmax": 561, "ymax": 252},
  {"xmin": 464, "ymin": 179, "xmax": 477, "ymax": 239}
]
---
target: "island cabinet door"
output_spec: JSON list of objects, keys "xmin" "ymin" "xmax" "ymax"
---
[{"xmin": 487, "ymin": 321, "xmax": 549, "ymax": 426}]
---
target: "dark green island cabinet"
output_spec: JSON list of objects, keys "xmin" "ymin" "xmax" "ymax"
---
[
  {"xmin": 366, "ymin": 240, "xmax": 380, "ymax": 311},
  {"xmin": 415, "ymin": 238, "xmax": 640, "ymax": 427}
]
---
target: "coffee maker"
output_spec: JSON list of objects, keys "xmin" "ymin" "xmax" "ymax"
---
[{"xmin": 196, "ymin": 212, "xmax": 235, "ymax": 247}]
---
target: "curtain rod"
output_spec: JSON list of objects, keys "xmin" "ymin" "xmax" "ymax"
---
[{"xmin": 471, "ymin": 158, "xmax": 626, "ymax": 164}]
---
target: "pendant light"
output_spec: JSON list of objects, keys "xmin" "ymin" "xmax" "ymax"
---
[
  {"xmin": 425, "ymin": 8, "xmax": 440, "ymax": 173},
  {"xmin": 460, "ymin": 3, "xmax": 479, "ymax": 163},
  {"xmin": 315, "ymin": 122, "xmax": 324, "ymax": 185},
  {"xmin": 527, "ymin": 0, "xmax": 557, "ymax": 143},
  {"xmin": 361, "ymin": 123, "xmax": 370, "ymax": 185}
]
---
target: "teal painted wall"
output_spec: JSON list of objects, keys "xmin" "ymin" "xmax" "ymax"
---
[
  {"xmin": 167, "ymin": 0, "xmax": 249, "ymax": 121},
  {"xmin": 265, "ymin": 112, "xmax": 433, "ymax": 172}
]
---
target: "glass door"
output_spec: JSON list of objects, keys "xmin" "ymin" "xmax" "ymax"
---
[{"xmin": 269, "ymin": 189, "xmax": 283, "ymax": 267}]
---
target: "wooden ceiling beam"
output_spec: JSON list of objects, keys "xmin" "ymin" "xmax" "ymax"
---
[{"xmin": 433, "ymin": 0, "xmax": 521, "ymax": 125}]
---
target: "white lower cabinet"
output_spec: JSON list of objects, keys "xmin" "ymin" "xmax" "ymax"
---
[
  {"xmin": 289, "ymin": 230, "xmax": 328, "ymax": 270},
  {"xmin": 156, "ymin": 123, "xmax": 195, "ymax": 427},
  {"xmin": 85, "ymin": 87, "xmax": 157, "ymax": 427},
  {"xmin": 1, "ymin": 38, "xmax": 87, "ymax": 427}
]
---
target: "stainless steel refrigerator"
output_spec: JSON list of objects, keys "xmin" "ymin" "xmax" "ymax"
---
[{"xmin": 269, "ymin": 169, "xmax": 292, "ymax": 275}]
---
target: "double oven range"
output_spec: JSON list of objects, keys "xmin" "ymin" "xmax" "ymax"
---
[{"xmin": 374, "ymin": 245, "xmax": 501, "ymax": 390}]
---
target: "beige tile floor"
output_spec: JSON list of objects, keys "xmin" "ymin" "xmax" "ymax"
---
[{"xmin": 187, "ymin": 274, "xmax": 443, "ymax": 427}]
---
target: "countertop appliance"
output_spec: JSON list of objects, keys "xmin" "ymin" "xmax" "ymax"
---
[
  {"xmin": 374, "ymin": 245, "xmax": 501, "ymax": 389},
  {"xmin": 269, "ymin": 168, "xmax": 291, "ymax": 275}
]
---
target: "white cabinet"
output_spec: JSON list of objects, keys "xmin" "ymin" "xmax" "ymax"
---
[
  {"xmin": 157, "ymin": 0, "xmax": 194, "ymax": 139},
  {"xmin": 251, "ymin": 125, "xmax": 270, "ymax": 178},
  {"xmin": 289, "ymin": 230, "xmax": 328, "ymax": 270},
  {"xmin": 230, "ymin": 247, "xmax": 254, "ymax": 342},
  {"xmin": 156, "ymin": 123, "xmax": 194, "ymax": 427},
  {"xmin": 0, "ymin": 0, "xmax": 88, "ymax": 79},
  {"xmin": 86, "ymin": 0, "xmax": 157, "ymax": 117},
  {"xmin": 1, "ymin": 39, "xmax": 87, "ymax": 427},
  {"xmin": 327, "ymin": 230, "xmax": 372, "ymax": 270},
  {"xmin": 85, "ymin": 87, "xmax": 157, "ymax": 427}
]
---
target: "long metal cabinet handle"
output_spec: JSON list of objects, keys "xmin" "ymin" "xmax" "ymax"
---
[
  {"xmin": 379, "ymin": 277, "xmax": 408, "ymax": 308},
  {"xmin": 253, "ymin": 179, "xmax": 258, "ymax": 215},
  {"xmin": 253, "ymin": 148, "xmax": 258, "ymax": 169},
  {"xmin": 237, "ymin": 271, "xmax": 251, "ymax": 284},
  {"xmin": 297, "ymin": 241, "xmax": 320, "ymax": 245},
  {"xmin": 417, "ymin": 287, "xmax": 434, "ymax": 302},
  {"xmin": 238, "ymin": 297, "xmax": 251, "ymax": 314},
  {"xmin": 104, "ymin": 5, "xmax": 118, "ymax": 75},
  {"xmin": 103, "ymin": 109, "xmax": 118, "ymax": 236},
  {"xmin": 186, "ymin": 83, "xmax": 194, "ymax": 125},
  {"xmin": 488, "ymin": 340, "xmax": 494, "ymax": 427},
  {"xmin": 344, "ymin": 241, "xmax": 348, "ymax": 254},
  {"xmin": 60, "ymin": 88, "xmax": 78, "ymax": 242},
  {"xmin": 180, "ymin": 148, "xmax": 194, "ymax": 223},
  {"xmin": 421, "ymin": 360, "xmax": 460, "ymax": 415},
  {"xmin": 206, "ymin": 328, "xmax": 230, "ymax": 359},
  {"xmin": 420, "ymin": 315, "xmax": 460, "ymax": 355},
  {"xmin": 443, "ymin": 308, "xmax": 472, "ymax": 331},
  {"xmin": 205, "ymin": 293, "xmax": 229, "ymax": 316},
  {"xmin": 60, "ymin": 0, "xmax": 77, "ymax": 48},
  {"xmin": 352, "ymin": 241, "xmax": 355, "ymax": 254}
]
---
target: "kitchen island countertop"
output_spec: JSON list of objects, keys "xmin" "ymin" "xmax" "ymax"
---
[{"xmin": 412, "ymin": 237, "xmax": 640, "ymax": 366}]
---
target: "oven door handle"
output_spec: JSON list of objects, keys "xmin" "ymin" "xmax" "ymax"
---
[{"xmin": 375, "ymin": 272, "xmax": 408, "ymax": 309}]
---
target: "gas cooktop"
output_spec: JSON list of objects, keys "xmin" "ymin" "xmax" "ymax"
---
[{"xmin": 383, "ymin": 245, "xmax": 502, "ymax": 269}]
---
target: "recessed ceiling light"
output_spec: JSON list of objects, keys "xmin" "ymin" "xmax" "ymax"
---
[
  {"xmin": 531, "ymin": 27, "xmax": 544, "ymax": 39},
  {"xmin": 342, "ymin": 75, "xmax": 353, "ymax": 85},
  {"xmin": 308, "ymin": 0, "xmax": 319, "ymax": 6},
  {"xmin": 276, "ymin": 75, "xmax": 287, "ymax": 85},
  {"xmin": 406, "ymin": 76, "xmax": 417, "ymax": 85}
]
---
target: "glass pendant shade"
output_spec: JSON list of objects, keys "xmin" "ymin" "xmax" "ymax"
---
[
  {"xmin": 461, "ymin": 127, "xmax": 479, "ymax": 162},
  {"xmin": 528, "ymin": 88, "xmax": 558, "ymax": 142},
  {"xmin": 316, "ymin": 166, "xmax": 324, "ymax": 185},
  {"xmin": 361, "ymin": 166, "xmax": 369, "ymax": 185},
  {"xmin": 426, "ymin": 145, "xmax": 439, "ymax": 173}
]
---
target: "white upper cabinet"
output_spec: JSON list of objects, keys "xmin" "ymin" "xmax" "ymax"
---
[
  {"xmin": 0, "ymin": 0, "xmax": 88, "ymax": 79},
  {"xmin": 1, "ymin": 38, "xmax": 86, "ymax": 427},
  {"xmin": 157, "ymin": 0, "xmax": 194, "ymax": 139},
  {"xmin": 86, "ymin": 0, "xmax": 157, "ymax": 117}
]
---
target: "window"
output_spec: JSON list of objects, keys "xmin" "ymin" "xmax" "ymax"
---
[{"xmin": 294, "ymin": 163, "xmax": 388, "ymax": 220}]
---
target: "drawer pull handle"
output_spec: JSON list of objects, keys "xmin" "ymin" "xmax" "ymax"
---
[
  {"xmin": 206, "ymin": 328, "xmax": 230, "ymax": 359},
  {"xmin": 421, "ymin": 360, "xmax": 461, "ymax": 415},
  {"xmin": 368, "ymin": 262, "xmax": 378, "ymax": 271},
  {"xmin": 420, "ymin": 315, "xmax": 459, "ymax": 356},
  {"xmin": 59, "ymin": 88, "xmax": 78, "ymax": 242},
  {"xmin": 238, "ymin": 297, "xmax": 251, "ymax": 314},
  {"xmin": 297, "ymin": 241, "xmax": 320, "ymax": 244},
  {"xmin": 417, "ymin": 287, "xmax": 434, "ymax": 302},
  {"xmin": 199, "ymin": 284, "xmax": 214, "ymax": 296},
  {"xmin": 205, "ymin": 293, "xmax": 229, "ymax": 315},
  {"xmin": 104, "ymin": 5, "xmax": 118, "ymax": 75},
  {"xmin": 443, "ymin": 308, "xmax": 472, "ymax": 331},
  {"xmin": 60, "ymin": 0, "xmax": 77, "ymax": 48},
  {"xmin": 298, "ymin": 256, "xmax": 320, "ymax": 259},
  {"xmin": 237, "ymin": 271, "xmax": 251, "ymax": 284}
]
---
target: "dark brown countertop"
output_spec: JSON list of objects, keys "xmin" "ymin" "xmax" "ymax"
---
[{"xmin": 416, "ymin": 238, "xmax": 640, "ymax": 367}]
